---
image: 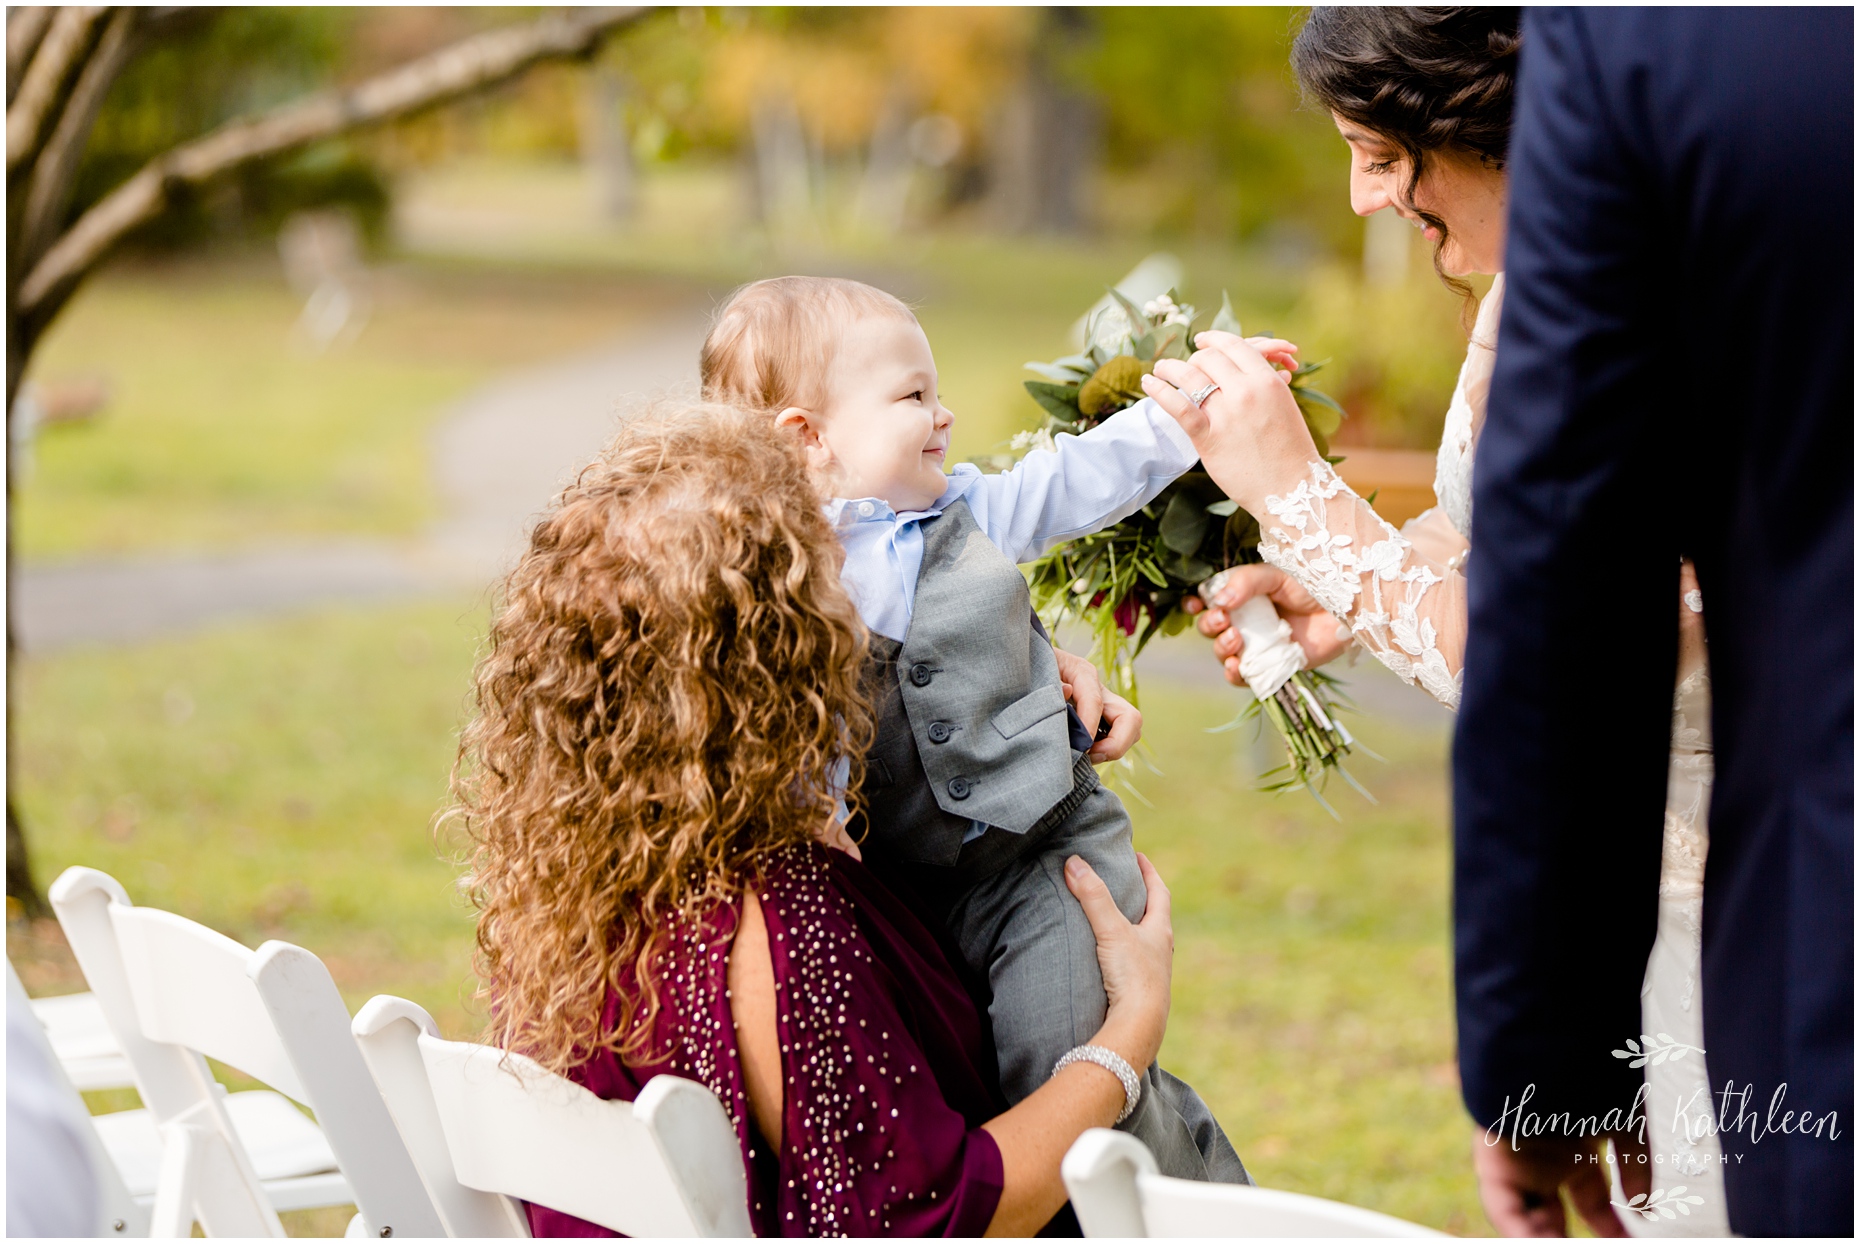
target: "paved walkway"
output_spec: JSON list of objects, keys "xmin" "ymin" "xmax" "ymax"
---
[
  {"xmin": 12, "ymin": 312, "xmax": 1451, "ymax": 730},
  {"xmin": 12, "ymin": 317, "xmax": 709, "ymax": 652}
]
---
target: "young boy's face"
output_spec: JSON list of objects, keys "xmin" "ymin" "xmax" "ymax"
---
[{"xmin": 813, "ymin": 316, "xmax": 954, "ymax": 512}]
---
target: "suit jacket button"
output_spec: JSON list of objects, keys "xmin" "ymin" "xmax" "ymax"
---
[
  {"xmin": 927, "ymin": 721, "xmax": 953, "ymax": 744},
  {"xmin": 909, "ymin": 662, "xmax": 934, "ymax": 687},
  {"xmin": 947, "ymin": 776, "xmax": 972, "ymax": 800}
]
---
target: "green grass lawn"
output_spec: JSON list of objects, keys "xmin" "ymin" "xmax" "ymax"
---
[
  {"xmin": 9, "ymin": 600, "xmax": 1490, "ymax": 1235},
  {"xmin": 17, "ymin": 256, "xmax": 685, "ymax": 560}
]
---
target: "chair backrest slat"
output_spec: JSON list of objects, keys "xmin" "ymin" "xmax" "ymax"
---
[
  {"xmin": 1063, "ymin": 1128, "xmax": 1444, "ymax": 1238},
  {"xmin": 108, "ymin": 904, "xmax": 306, "ymax": 1102},
  {"xmin": 420, "ymin": 1036, "xmax": 705, "ymax": 1237},
  {"xmin": 1138, "ymin": 1177, "xmax": 1445, "ymax": 1237},
  {"xmin": 354, "ymin": 994, "xmax": 752, "ymax": 1239}
]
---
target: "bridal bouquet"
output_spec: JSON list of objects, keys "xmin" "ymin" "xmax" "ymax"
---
[{"xmin": 1015, "ymin": 287, "xmax": 1364, "ymax": 801}]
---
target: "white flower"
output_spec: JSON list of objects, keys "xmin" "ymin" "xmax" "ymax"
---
[{"xmin": 1010, "ymin": 428, "xmax": 1056, "ymax": 455}]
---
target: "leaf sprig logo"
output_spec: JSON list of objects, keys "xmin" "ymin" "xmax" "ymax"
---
[
  {"xmin": 1612, "ymin": 1185, "xmax": 1706, "ymax": 1222},
  {"xmin": 1611, "ymin": 1033, "xmax": 1706, "ymax": 1069}
]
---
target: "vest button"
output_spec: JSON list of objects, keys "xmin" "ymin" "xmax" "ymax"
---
[
  {"xmin": 927, "ymin": 721, "xmax": 953, "ymax": 744},
  {"xmin": 947, "ymin": 776, "xmax": 972, "ymax": 800},
  {"xmin": 909, "ymin": 662, "xmax": 934, "ymax": 687}
]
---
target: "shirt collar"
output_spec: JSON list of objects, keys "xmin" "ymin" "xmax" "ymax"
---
[{"xmin": 825, "ymin": 466, "xmax": 983, "ymax": 528}]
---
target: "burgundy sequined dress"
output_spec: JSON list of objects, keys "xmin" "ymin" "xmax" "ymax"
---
[{"xmin": 526, "ymin": 844, "xmax": 1007, "ymax": 1237}]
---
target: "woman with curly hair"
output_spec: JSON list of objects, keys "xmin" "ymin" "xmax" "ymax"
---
[
  {"xmin": 1166, "ymin": 8, "xmax": 1727, "ymax": 1237},
  {"xmin": 452, "ymin": 402, "xmax": 1176, "ymax": 1236}
]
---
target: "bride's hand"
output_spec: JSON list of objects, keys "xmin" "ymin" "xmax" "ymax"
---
[
  {"xmin": 1184, "ymin": 565, "xmax": 1352, "ymax": 686},
  {"xmin": 1142, "ymin": 330, "xmax": 1322, "ymax": 516}
]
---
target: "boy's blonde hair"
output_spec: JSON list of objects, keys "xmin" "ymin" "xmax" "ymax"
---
[{"xmin": 700, "ymin": 275, "xmax": 917, "ymax": 416}]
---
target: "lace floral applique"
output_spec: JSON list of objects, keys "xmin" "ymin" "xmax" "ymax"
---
[{"xmin": 1257, "ymin": 460, "xmax": 1463, "ymax": 709}]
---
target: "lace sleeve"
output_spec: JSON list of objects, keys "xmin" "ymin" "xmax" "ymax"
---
[{"xmin": 1256, "ymin": 460, "xmax": 1467, "ymax": 709}]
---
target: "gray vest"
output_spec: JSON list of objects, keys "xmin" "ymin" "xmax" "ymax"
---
[{"xmin": 860, "ymin": 499, "xmax": 1096, "ymax": 872}]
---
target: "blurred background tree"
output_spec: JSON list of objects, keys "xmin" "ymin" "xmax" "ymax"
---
[{"xmin": 5, "ymin": 5, "xmax": 649, "ymax": 912}]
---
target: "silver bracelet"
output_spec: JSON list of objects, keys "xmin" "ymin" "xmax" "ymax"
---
[{"xmin": 1052, "ymin": 1044, "xmax": 1142, "ymax": 1124}]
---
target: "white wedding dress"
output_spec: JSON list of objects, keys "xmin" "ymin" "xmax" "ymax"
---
[{"xmin": 1254, "ymin": 276, "xmax": 1730, "ymax": 1235}]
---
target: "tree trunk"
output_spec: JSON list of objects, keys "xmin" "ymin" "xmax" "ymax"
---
[
  {"xmin": 986, "ymin": 8, "xmax": 1099, "ymax": 235},
  {"xmin": 583, "ymin": 65, "xmax": 637, "ymax": 221}
]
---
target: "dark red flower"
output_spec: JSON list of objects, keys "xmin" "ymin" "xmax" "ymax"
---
[{"xmin": 1114, "ymin": 593, "xmax": 1146, "ymax": 636}]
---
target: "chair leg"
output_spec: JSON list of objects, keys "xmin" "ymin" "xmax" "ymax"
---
[{"xmin": 149, "ymin": 1126, "xmax": 204, "ymax": 1238}]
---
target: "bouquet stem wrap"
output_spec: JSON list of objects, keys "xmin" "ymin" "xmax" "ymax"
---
[{"xmin": 1231, "ymin": 595, "xmax": 1307, "ymax": 697}]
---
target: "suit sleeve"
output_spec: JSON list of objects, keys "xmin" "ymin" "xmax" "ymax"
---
[{"xmin": 1452, "ymin": 9, "xmax": 1677, "ymax": 1130}]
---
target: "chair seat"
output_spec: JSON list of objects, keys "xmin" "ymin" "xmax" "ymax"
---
[
  {"xmin": 30, "ymin": 991, "xmax": 136, "ymax": 1091},
  {"xmin": 92, "ymin": 1089, "xmax": 345, "ymax": 1199}
]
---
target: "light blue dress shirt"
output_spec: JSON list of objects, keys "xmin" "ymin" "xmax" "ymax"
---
[
  {"xmin": 826, "ymin": 397, "xmax": 1200, "ymax": 643},
  {"xmin": 828, "ymin": 397, "xmax": 1198, "ymax": 845}
]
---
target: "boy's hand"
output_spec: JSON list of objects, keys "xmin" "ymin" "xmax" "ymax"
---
[{"xmin": 1054, "ymin": 648, "xmax": 1142, "ymax": 762}]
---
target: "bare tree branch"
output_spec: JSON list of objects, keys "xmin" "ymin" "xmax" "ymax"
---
[
  {"xmin": 6, "ymin": 5, "xmax": 106, "ymax": 176},
  {"xmin": 16, "ymin": 6, "xmax": 138, "ymax": 270},
  {"xmin": 6, "ymin": 6, "xmax": 55, "ymax": 106},
  {"xmin": 16, "ymin": 5, "xmax": 650, "ymax": 329}
]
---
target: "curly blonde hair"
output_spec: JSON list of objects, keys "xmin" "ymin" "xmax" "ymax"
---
[{"xmin": 454, "ymin": 402, "xmax": 873, "ymax": 1072}]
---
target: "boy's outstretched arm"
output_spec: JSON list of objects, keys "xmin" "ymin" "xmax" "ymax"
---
[{"xmin": 962, "ymin": 397, "xmax": 1196, "ymax": 565}]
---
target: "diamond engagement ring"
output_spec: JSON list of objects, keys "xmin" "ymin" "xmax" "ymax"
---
[{"xmin": 1187, "ymin": 382, "xmax": 1220, "ymax": 407}]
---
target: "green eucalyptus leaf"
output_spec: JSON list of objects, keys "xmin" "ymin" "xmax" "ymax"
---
[
  {"xmin": 1294, "ymin": 384, "xmax": 1344, "ymax": 415},
  {"xmin": 1158, "ymin": 492, "xmax": 1210, "ymax": 556},
  {"xmin": 1152, "ymin": 322, "xmax": 1189, "ymax": 360},
  {"xmin": 1162, "ymin": 549, "xmax": 1215, "ymax": 584},
  {"xmin": 1211, "ymin": 291, "xmax": 1244, "ymax": 337},
  {"xmin": 1205, "ymin": 499, "xmax": 1240, "ymax": 517},
  {"xmin": 1024, "ymin": 379, "xmax": 1082, "ymax": 420},
  {"xmin": 1300, "ymin": 399, "xmax": 1343, "ymax": 438},
  {"xmin": 1159, "ymin": 606, "xmax": 1196, "ymax": 637}
]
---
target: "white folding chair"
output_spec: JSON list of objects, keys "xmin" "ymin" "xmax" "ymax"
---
[
  {"xmin": 351, "ymin": 995, "xmax": 752, "ymax": 1237},
  {"xmin": 1063, "ymin": 1128, "xmax": 1446, "ymax": 1237},
  {"xmin": 49, "ymin": 866, "xmax": 443, "ymax": 1238},
  {"xmin": 30, "ymin": 991, "xmax": 137, "ymax": 1091}
]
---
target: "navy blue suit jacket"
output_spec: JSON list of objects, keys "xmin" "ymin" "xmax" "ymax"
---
[{"xmin": 1456, "ymin": 9, "xmax": 1852, "ymax": 1235}]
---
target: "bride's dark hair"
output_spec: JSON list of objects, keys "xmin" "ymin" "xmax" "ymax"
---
[{"xmin": 1292, "ymin": 7, "xmax": 1521, "ymax": 301}]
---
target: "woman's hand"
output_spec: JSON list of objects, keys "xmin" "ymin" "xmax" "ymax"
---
[
  {"xmin": 1053, "ymin": 648, "xmax": 1142, "ymax": 763},
  {"xmin": 1065, "ymin": 853, "xmax": 1172, "ymax": 1073},
  {"xmin": 1184, "ymin": 564, "xmax": 1353, "ymax": 687},
  {"xmin": 1142, "ymin": 330, "xmax": 1323, "ymax": 517}
]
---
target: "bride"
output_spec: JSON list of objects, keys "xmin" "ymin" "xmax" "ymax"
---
[{"xmin": 1150, "ymin": 9, "xmax": 1725, "ymax": 1238}]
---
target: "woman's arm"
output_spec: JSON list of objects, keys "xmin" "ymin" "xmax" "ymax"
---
[
  {"xmin": 1144, "ymin": 334, "xmax": 1468, "ymax": 709},
  {"xmin": 726, "ymin": 852, "xmax": 1174, "ymax": 1236},
  {"xmin": 727, "ymin": 891, "xmax": 783, "ymax": 1151}
]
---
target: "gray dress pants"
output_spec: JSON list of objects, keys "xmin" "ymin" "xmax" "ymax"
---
[{"xmin": 945, "ymin": 782, "xmax": 1251, "ymax": 1185}]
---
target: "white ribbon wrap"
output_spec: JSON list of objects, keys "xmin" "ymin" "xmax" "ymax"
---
[{"xmin": 1232, "ymin": 594, "xmax": 1307, "ymax": 697}]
